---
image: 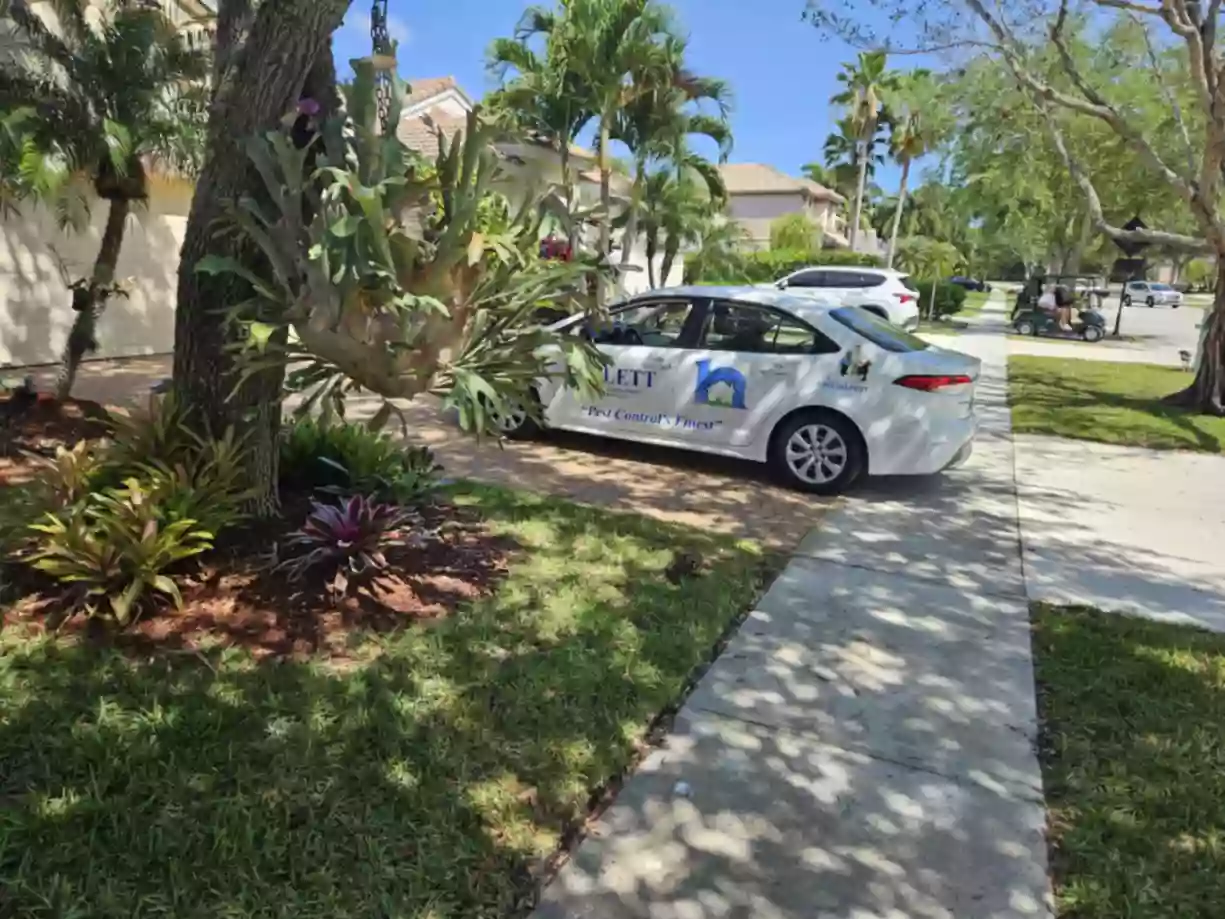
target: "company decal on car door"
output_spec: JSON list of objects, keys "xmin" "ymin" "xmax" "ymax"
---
[
  {"xmin": 825, "ymin": 345, "xmax": 870, "ymax": 393},
  {"xmin": 693, "ymin": 360, "xmax": 748, "ymax": 409},
  {"xmin": 577, "ymin": 362, "xmax": 727, "ymax": 433}
]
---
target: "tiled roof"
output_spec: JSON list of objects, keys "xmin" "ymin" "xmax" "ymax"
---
[
  {"xmin": 404, "ymin": 76, "xmax": 461, "ymax": 109},
  {"xmin": 718, "ymin": 163, "xmax": 844, "ymax": 204},
  {"xmin": 397, "ymin": 112, "xmax": 466, "ymax": 159}
]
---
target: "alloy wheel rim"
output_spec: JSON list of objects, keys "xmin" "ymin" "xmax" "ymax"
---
[
  {"xmin": 785, "ymin": 424, "xmax": 848, "ymax": 484},
  {"xmin": 493, "ymin": 404, "xmax": 527, "ymax": 433}
]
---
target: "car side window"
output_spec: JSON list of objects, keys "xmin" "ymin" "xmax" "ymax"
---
[
  {"xmin": 592, "ymin": 300, "xmax": 697, "ymax": 348},
  {"xmin": 701, "ymin": 302, "xmax": 840, "ymax": 355},
  {"xmin": 786, "ymin": 270, "xmax": 825, "ymax": 288},
  {"xmin": 859, "ymin": 272, "xmax": 886, "ymax": 288}
]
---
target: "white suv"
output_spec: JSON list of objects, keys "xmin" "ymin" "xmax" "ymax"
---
[
  {"xmin": 1122, "ymin": 281, "xmax": 1182, "ymax": 308},
  {"xmin": 773, "ymin": 266, "xmax": 922, "ymax": 329}
]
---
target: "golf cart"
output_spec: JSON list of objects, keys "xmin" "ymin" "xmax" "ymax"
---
[{"xmin": 1011, "ymin": 274, "xmax": 1109, "ymax": 343}]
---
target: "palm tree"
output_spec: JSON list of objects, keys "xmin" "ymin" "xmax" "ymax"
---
[
  {"xmin": 487, "ymin": 6, "xmax": 597, "ymax": 237},
  {"xmin": 883, "ymin": 71, "xmax": 946, "ymax": 269},
  {"xmin": 830, "ymin": 51, "xmax": 898, "ymax": 251},
  {"xmin": 0, "ymin": 0, "xmax": 209, "ymax": 397},
  {"xmin": 634, "ymin": 168, "xmax": 732, "ymax": 286},
  {"xmin": 610, "ymin": 32, "xmax": 733, "ymax": 282}
]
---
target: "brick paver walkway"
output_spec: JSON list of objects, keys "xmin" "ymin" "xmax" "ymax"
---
[{"xmin": 47, "ymin": 356, "xmax": 830, "ymax": 548}]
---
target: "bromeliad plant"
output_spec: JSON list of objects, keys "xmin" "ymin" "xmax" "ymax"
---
[
  {"xmin": 275, "ymin": 495, "xmax": 418, "ymax": 597},
  {"xmin": 198, "ymin": 52, "xmax": 609, "ymax": 435}
]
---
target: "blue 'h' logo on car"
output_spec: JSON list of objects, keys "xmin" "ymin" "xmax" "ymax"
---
[{"xmin": 694, "ymin": 360, "xmax": 747, "ymax": 409}]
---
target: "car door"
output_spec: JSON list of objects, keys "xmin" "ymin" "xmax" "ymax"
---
[
  {"xmin": 662, "ymin": 299, "xmax": 845, "ymax": 450},
  {"xmin": 548, "ymin": 297, "xmax": 705, "ymax": 440}
]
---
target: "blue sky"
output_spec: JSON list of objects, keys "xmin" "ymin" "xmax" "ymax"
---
[{"xmin": 331, "ymin": 0, "xmax": 909, "ymax": 192}]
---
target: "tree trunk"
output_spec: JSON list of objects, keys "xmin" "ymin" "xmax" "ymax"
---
[
  {"xmin": 1166, "ymin": 257, "xmax": 1225, "ymax": 415},
  {"xmin": 617, "ymin": 157, "xmax": 645, "ymax": 294},
  {"xmin": 597, "ymin": 118, "xmax": 612, "ymax": 305},
  {"xmin": 1065, "ymin": 205, "xmax": 1093, "ymax": 275},
  {"xmin": 55, "ymin": 196, "xmax": 131, "ymax": 400},
  {"xmin": 849, "ymin": 139, "xmax": 869, "ymax": 253},
  {"xmin": 646, "ymin": 230, "xmax": 658, "ymax": 289},
  {"xmin": 885, "ymin": 157, "xmax": 910, "ymax": 271},
  {"xmin": 172, "ymin": 0, "xmax": 349, "ymax": 516},
  {"xmin": 661, "ymin": 238, "xmax": 680, "ymax": 288}
]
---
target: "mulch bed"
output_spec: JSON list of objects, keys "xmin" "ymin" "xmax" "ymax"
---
[{"xmin": 0, "ymin": 398, "xmax": 515, "ymax": 662}]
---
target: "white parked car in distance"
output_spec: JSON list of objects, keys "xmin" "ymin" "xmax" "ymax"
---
[
  {"xmin": 770, "ymin": 265, "xmax": 923, "ymax": 330},
  {"xmin": 1123, "ymin": 281, "xmax": 1182, "ymax": 308},
  {"xmin": 496, "ymin": 286, "xmax": 981, "ymax": 495}
]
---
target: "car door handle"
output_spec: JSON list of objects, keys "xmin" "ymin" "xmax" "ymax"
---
[
  {"xmin": 760, "ymin": 363, "xmax": 789, "ymax": 376},
  {"xmin": 643, "ymin": 358, "xmax": 674, "ymax": 370}
]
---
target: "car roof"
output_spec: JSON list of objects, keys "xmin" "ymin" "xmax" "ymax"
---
[
  {"xmin": 624, "ymin": 285, "xmax": 841, "ymax": 319},
  {"xmin": 789, "ymin": 265, "xmax": 908, "ymax": 277}
]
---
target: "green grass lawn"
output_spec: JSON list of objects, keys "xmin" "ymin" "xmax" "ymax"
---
[
  {"xmin": 0, "ymin": 483, "xmax": 776, "ymax": 919},
  {"xmin": 1008, "ymin": 355, "xmax": 1225, "ymax": 452},
  {"xmin": 1033, "ymin": 604, "xmax": 1225, "ymax": 918}
]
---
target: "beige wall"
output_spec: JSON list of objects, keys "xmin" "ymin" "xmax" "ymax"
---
[{"xmin": 0, "ymin": 177, "xmax": 190, "ymax": 368}]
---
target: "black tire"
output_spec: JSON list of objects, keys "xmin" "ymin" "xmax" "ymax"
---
[
  {"xmin": 1015, "ymin": 319, "xmax": 1036, "ymax": 336},
  {"xmin": 769, "ymin": 411, "xmax": 866, "ymax": 496},
  {"xmin": 1122, "ymin": 295, "xmax": 1131, "ymax": 307},
  {"xmin": 489, "ymin": 394, "xmax": 542, "ymax": 440},
  {"xmin": 1081, "ymin": 325, "xmax": 1104, "ymax": 343},
  {"xmin": 1146, "ymin": 296, "xmax": 1155, "ymax": 307}
]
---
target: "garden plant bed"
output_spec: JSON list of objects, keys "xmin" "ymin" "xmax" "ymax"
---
[
  {"xmin": 0, "ymin": 401, "xmax": 776, "ymax": 918},
  {"xmin": 1033, "ymin": 603, "xmax": 1225, "ymax": 918}
]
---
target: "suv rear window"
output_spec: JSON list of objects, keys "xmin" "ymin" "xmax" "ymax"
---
[
  {"xmin": 830, "ymin": 306, "xmax": 930, "ymax": 353},
  {"xmin": 899, "ymin": 275, "xmax": 919, "ymax": 292}
]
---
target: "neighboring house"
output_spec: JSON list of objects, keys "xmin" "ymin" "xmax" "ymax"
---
[
  {"xmin": 1, "ymin": 0, "xmax": 208, "ymax": 368},
  {"xmin": 718, "ymin": 163, "xmax": 849, "ymax": 251}
]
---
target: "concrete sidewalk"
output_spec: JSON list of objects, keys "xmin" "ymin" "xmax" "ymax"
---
[{"xmin": 536, "ymin": 324, "xmax": 1053, "ymax": 915}]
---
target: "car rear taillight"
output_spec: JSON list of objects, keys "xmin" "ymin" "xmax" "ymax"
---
[
  {"xmin": 893, "ymin": 292, "xmax": 916, "ymax": 304},
  {"xmin": 893, "ymin": 374, "xmax": 974, "ymax": 392}
]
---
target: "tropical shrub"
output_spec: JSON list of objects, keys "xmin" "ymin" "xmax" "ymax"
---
[
  {"xmin": 25, "ymin": 480, "xmax": 215, "ymax": 624},
  {"xmin": 275, "ymin": 495, "xmax": 417, "ymax": 596},
  {"xmin": 769, "ymin": 214, "xmax": 820, "ymax": 253},
  {"xmin": 913, "ymin": 281, "xmax": 968, "ymax": 319},
  {"xmin": 279, "ymin": 417, "xmax": 444, "ymax": 505}
]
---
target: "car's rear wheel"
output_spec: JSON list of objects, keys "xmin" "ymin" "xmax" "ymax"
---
[
  {"xmin": 770, "ymin": 411, "xmax": 865, "ymax": 495},
  {"xmin": 489, "ymin": 395, "xmax": 541, "ymax": 440},
  {"xmin": 1016, "ymin": 319, "xmax": 1036, "ymax": 336},
  {"xmin": 1122, "ymin": 295, "xmax": 1132, "ymax": 307}
]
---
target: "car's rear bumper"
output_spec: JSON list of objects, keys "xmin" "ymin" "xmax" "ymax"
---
[{"xmin": 867, "ymin": 413, "xmax": 978, "ymax": 476}]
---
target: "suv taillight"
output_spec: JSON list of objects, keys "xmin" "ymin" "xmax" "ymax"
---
[
  {"xmin": 893, "ymin": 374, "xmax": 973, "ymax": 392},
  {"xmin": 893, "ymin": 292, "xmax": 916, "ymax": 304}
]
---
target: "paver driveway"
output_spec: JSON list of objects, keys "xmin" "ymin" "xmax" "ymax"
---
[{"xmin": 38, "ymin": 355, "xmax": 831, "ymax": 548}]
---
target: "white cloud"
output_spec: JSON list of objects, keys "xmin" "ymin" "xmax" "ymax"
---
[{"xmin": 340, "ymin": 10, "xmax": 411, "ymax": 50}]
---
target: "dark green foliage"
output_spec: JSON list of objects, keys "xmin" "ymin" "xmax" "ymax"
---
[
  {"xmin": 279, "ymin": 417, "xmax": 444, "ymax": 505},
  {"xmin": 914, "ymin": 280, "xmax": 967, "ymax": 318}
]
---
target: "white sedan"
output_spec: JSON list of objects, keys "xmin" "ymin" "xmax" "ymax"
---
[{"xmin": 497, "ymin": 286, "xmax": 981, "ymax": 495}]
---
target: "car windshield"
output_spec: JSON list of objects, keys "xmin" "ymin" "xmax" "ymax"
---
[
  {"xmin": 830, "ymin": 306, "xmax": 930, "ymax": 353},
  {"xmin": 1151, "ymin": 283, "xmax": 1173, "ymax": 290}
]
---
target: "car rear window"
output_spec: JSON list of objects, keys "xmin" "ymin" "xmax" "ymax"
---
[
  {"xmin": 830, "ymin": 306, "xmax": 931, "ymax": 353},
  {"xmin": 899, "ymin": 275, "xmax": 919, "ymax": 292}
]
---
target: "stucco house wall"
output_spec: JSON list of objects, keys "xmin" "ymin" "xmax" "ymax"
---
[{"xmin": 0, "ymin": 177, "xmax": 191, "ymax": 368}]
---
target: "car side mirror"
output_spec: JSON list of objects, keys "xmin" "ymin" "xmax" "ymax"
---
[{"xmin": 775, "ymin": 279, "xmax": 788, "ymax": 290}]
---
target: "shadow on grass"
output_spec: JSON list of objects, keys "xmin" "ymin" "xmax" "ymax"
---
[
  {"xmin": 1008, "ymin": 361, "xmax": 1223, "ymax": 453},
  {"xmin": 1034, "ymin": 604, "xmax": 1225, "ymax": 919},
  {"xmin": 0, "ymin": 483, "xmax": 778, "ymax": 919}
]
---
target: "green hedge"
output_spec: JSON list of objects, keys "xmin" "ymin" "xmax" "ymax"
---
[
  {"xmin": 913, "ymin": 281, "xmax": 968, "ymax": 319},
  {"xmin": 684, "ymin": 247, "xmax": 882, "ymax": 284}
]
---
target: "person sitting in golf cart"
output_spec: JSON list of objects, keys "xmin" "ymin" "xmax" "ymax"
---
[{"xmin": 1038, "ymin": 283, "xmax": 1074, "ymax": 331}]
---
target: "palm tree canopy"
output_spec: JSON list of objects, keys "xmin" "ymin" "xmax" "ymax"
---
[
  {"xmin": 830, "ymin": 50, "xmax": 899, "ymax": 141},
  {"xmin": 0, "ymin": 0, "xmax": 211, "ymax": 194}
]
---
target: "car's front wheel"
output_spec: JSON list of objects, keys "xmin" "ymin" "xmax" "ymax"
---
[
  {"xmin": 1122, "ymin": 295, "xmax": 1132, "ymax": 307},
  {"xmin": 489, "ymin": 396, "xmax": 541, "ymax": 440},
  {"xmin": 1081, "ymin": 324, "xmax": 1104, "ymax": 343},
  {"xmin": 770, "ymin": 411, "xmax": 865, "ymax": 495},
  {"xmin": 1146, "ymin": 296, "xmax": 1156, "ymax": 307},
  {"xmin": 1015, "ymin": 319, "xmax": 1036, "ymax": 336}
]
